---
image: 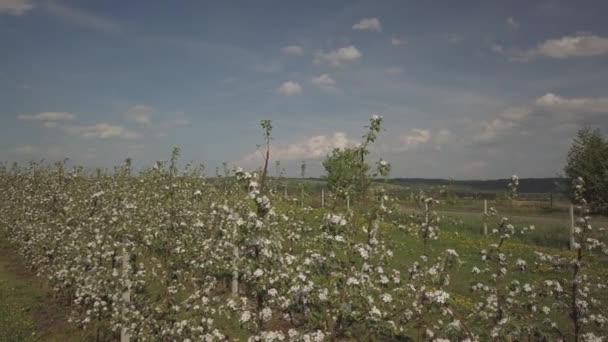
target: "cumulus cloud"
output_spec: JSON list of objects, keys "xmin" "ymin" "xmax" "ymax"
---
[
  {"xmin": 277, "ymin": 81, "xmax": 302, "ymax": 96},
  {"xmin": 472, "ymin": 93, "xmax": 608, "ymax": 146},
  {"xmin": 281, "ymin": 45, "xmax": 304, "ymax": 56},
  {"xmin": 535, "ymin": 93, "xmax": 608, "ymax": 113},
  {"xmin": 391, "ymin": 129, "xmax": 452, "ymax": 152},
  {"xmin": 311, "ymin": 74, "xmax": 337, "ymax": 91},
  {"xmin": 390, "ymin": 37, "xmax": 407, "ymax": 47},
  {"xmin": 17, "ymin": 112, "xmax": 77, "ymax": 122},
  {"xmin": 314, "ymin": 45, "xmax": 362, "ymax": 66},
  {"xmin": 0, "ymin": 0, "xmax": 33, "ymax": 15},
  {"xmin": 511, "ymin": 34, "xmax": 608, "ymax": 61},
  {"xmin": 125, "ymin": 105, "xmax": 153, "ymax": 126},
  {"xmin": 352, "ymin": 17, "xmax": 382, "ymax": 32},
  {"xmin": 62, "ymin": 123, "xmax": 141, "ymax": 140},
  {"xmin": 241, "ymin": 132, "xmax": 354, "ymax": 164},
  {"xmin": 399, "ymin": 129, "xmax": 431, "ymax": 148},
  {"xmin": 473, "ymin": 107, "xmax": 531, "ymax": 143}
]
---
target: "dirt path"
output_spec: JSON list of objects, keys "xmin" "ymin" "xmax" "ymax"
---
[{"xmin": 0, "ymin": 239, "xmax": 81, "ymax": 341}]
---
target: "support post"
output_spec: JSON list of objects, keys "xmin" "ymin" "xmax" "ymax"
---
[
  {"xmin": 425, "ymin": 201, "xmax": 429, "ymax": 226},
  {"xmin": 121, "ymin": 244, "xmax": 130, "ymax": 342},
  {"xmin": 230, "ymin": 217, "xmax": 239, "ymax": 296},
  {"xmin": 570, "ymin": 204, "xmax": 575, "ymax": 250},
  {"xmin": 347, "ymin": 195, "xmax": 350, "ymax": 211},
  {"xmin": 483, "ymin": 199, "xmax": 488, "ymax": 235},
  {"xmin": 321, "ymin": 188, "xmax": 325, "ymax": 208}
]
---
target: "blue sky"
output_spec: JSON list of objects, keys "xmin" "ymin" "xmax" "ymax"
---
[{"xmin": 2, "ymin": 0, "xmax": 608, "ymax": 178}]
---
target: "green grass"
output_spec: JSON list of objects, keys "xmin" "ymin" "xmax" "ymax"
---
[
  {"xmin": 0, "ymin": 249, "xmax": 42, "ymax": 341},
  {"xmin": 0, "ymin": 241, "xmax": 81, "ymax": 342}
]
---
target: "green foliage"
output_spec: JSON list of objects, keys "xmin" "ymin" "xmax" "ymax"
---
[
  {"xmin": 322, "ymin": 147, "xmax": 368, "ymax": 198},
  {"xmin": 322, "ymin": 115, "xmax": 385, "ymax": 199},
  {"xmin": 564, "ymin": 127, "xmax": 608, "ymax": 213}
]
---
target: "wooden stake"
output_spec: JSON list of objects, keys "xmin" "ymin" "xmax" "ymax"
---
[
  {"xmin": 121, "ymin": 244, "xmax": 130, "ymax": 342},
  {"xmin": 230, "ymin": 217, "xmax": 239, "ymax": 296},
  {"xmin": 483, "ymin": 199, "xmax": 488, "ymax": 235},
  {"xmin": 321, "ymin": 188, "xmax": 325, "ymax": 208},
  {"xmin": 570, "ymin": 204, "xmax": 575, "ymax": 250}
]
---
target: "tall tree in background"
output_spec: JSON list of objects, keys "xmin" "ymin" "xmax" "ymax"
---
[
  {"xmin": 564, "ymin": 127, "xmax": 608, "ymax": 213},
  {"xmin": 322, "ymin": 115, "xmax": 383, "ymax": 199}
]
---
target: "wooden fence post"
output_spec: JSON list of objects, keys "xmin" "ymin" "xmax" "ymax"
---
[
  {"xmin": 483, "ymin": 199, "xmax": 488, "ymax": 235},
  {"xmin": 347, "ymin": 195, "xmax": 350, "ymax": 211}
]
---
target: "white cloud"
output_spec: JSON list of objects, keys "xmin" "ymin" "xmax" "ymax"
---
[
  {"xmin": 311, "ymin": 74, "xmax": 336, "ymax": 91},
  {"xmin": 352, "ymin": 17, "xmax": 382, "ymax": 32},
  {"xmin": 42, "ymin": 2, "xmax": 121, "ymax": 33},
  {"xmin": 473, "ymin": 118, "xmax": 516, "ymax": 143},
  {"xmin": 473, "ymin": 107, "xmax": 530, "ymax": 143},
  {"xmin": 62, "ymin": 123, "xmax": 141, "ymax": 140},
  {"xmin": 0, "ymin": 0, "xmax": 33, "ymax": 15},
  {"xmin": 399, "ymin": 129, "xmax": 431, "ymax": 148},
  {"xmin": 277, "ymin": 81, "xmax": 302, "ymax": 96},
  {"xmin": 511, "ymin": 34, "xmax": 608, "ymax": 61},
  {"xmin": 506, "ymin": 16, "xmax": 519, "ymax": 30},
  {"xmin": 499, "ymin": 107, "xmax": 532, "ymax": 121},
  {"xmin": 314, "ymin": 45, "xmax": 362, "ymax": 66},
  {"xmin": 125, "ymin": 105, "xmax": 153, "ymax": 126},
  {"xmin": 17, "ymin": 112, "xmax": 77, "ymax": 121},
  {"xmin": 391, "ymin": 37, "xmax": 407, "ymax": 47},
  {"xmin": 281, "ymin": 45, "xmax": 304, "ymax": 56},
  {"xmin": 241, "ymin": 132, "xmax": 354, "ymax": 164},
  {"xmin": 535, "ymin": 93, "xmax": 608, "ymax": 113}
]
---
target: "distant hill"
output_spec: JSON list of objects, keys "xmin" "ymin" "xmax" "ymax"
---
[
  {"xmin": 385, "ymin": 177, "xmax": 566, "ymax": 194},
  {"xmin": 281, "ymin": 177, "xmax": 566, "ymax": 194}
]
